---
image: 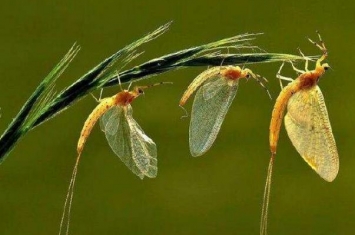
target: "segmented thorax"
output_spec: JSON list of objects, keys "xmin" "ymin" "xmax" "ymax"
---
[
  {"xmin": 220, "ymin": 66, "xmax": 242, "ymax": 81},
  {"xmin": 115, "ymin": 90, "xmax": 138, "ymax": 106},
  {"xmin": 298, "ymin": 71, "xmax": 321, "ymax": 90}
]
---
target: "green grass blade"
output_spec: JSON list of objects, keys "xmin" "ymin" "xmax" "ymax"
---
[
  {"xmin": 0, "ymin": 44, "xmax": 80, "ymax": 162},
  {"xmin": 0, "ymin": 23, "xmax": 313, "ymax": 163}
]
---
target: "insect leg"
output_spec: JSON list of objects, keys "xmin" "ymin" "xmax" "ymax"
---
[
  {"xmin": 90, "ymin": 93, "xmax": 100, "ymax": 102},
  {"xmin": 89, "ymin": 84, "xmax": 106, "ymax": 102},
  {"xmin": 218, "ymin": 47, "xmax": 230, "ymax": 68},
  {"xmin": 116, "ymin": 71, "xmax": 124, "ymax": 91},
  {"xmin": 288, "ymin": 59, "xmax": 305, "ymax": 75},
  {"xmin": 99, "ymin": 89, "xmax": 103, "ymax": 100},
  {"xmin": 276, "ymin": 62, "xmax": 293, "ymax": 90},
  {"xmin": 179, "ymin": 105, "xmax": 189, "ymax": 119},
  {"xmin": 297, "ymin": 48, "xmax": 310, "ymax": 72}
]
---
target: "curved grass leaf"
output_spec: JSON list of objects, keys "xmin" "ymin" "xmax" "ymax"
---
[{"xmin": 0, "ymin": 22, "xmax": 311, "ymax": 162}]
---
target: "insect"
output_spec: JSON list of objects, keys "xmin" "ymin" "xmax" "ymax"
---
[
  {"xmin": 59, "ymin": 80, "xmax": 170, "ymax": 235},
  {"xmin": 179, "ymin": 65, "xmax": 271, "ymax": 157},
  {"xmin": 260, "ymin": 32, "xmax": 339, "ymax": 235}
]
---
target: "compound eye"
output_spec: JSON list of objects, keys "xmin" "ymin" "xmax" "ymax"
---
[
  {"xmin": 323, "ymin": 63, "xmax": 330, "ymax": 71},
  {"xmin": 246, "ymin": 74, "xmax": 251, "ymax": 78},
  {"xmin": 138, "ymin": 88, "xmax": 144, "ymax": 94}
]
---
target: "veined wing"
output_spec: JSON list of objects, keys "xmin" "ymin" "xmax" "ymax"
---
[
  {"xmin": 285, "ymin": 86, "xmax": 339, "ymax": 182},
  {"xmin": 126, "ymin": 106, "xmax": 158, "ymax": 178},
  {"xmin": 180, "ymin": 67, "xmax": 221, "ymax": 106},
  {"xmin": 202, "ymin": 76, "xmax": 227, "ymax": 100},
  {"xmin": 100, "ymin": 106, "xmax": 120, "ymax": 135},
  {"xmin": 101, "ymin": 105, "xmax": 157, "ymax": 179},
  {"xmin": 189, "ymin": 77, "xmax": 238, "ymax": 157}
]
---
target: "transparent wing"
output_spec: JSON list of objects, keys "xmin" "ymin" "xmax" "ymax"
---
[
  {"xmin": 100, "ymin": 106, "xmax": 120, "ymax": 135},
  {"xmin": 189, "ymin": 77, "xmax": 238, "ymax": 157},
  {"xmin": 285, "ymin": 86, "xmax": 339, "ymax": 182},
  {"xmin": 102, "ymin": 105, "xmax": 157, "ymax": 179},
  {"xmin": 126, "ymin": 107, "xmax": 158, "ymax": 178},
  {"xmin": 202, "ymin": 76, "xmax": 227, "ymax": 100},
  {"xmin": 180, "ymin": 67, "xmax": 221, "ymax": 105}
]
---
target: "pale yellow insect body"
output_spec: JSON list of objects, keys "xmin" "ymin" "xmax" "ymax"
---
[
  {"xmin": 77, "ymin": 97, "xmax": 116, "ymax": 155},
  {"xmin": 180, "ymin": 66, "xmax": 269, "ymax": 157},
  {"xmin": 77, "ymin": 90, "xmax": 138, "ymax": 156},
  {"xmin": 261, "ymin": 34, "xmax": 339, "ymax": 235},
  {"xmin": 179, "ymin": 66, "xmax": 253, "ymax": 105},
  {"xmin": 60, "ymin": 83, "xmax": 166, "ymax": 235},
  {"xmin": 269, "ymin": 53, "xmax": 338, "ymax": 181}
]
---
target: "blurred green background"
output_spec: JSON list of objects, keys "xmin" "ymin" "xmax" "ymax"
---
[{"xmin": 0, "ymin": 0, "xmax": 353, "ymax": 234}]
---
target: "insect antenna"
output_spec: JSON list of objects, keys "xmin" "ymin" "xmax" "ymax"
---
[
  {"xmin": 131, "ymin": 82, "xmax": 173, "ymax": 98},
  {"xmin": 245, "ymin": 69, "xmax": 272, "ymax": 99},
  {"xmin": 307, "ymin": 31, "xmax": 329, "ymax": 68},
  {"xmin": 308, "ymin": 31, "xmax": 327, "ymax": 56},
  {"xmin": 137, "ymin": 81, "xmax": 173, "ymax": 91}
]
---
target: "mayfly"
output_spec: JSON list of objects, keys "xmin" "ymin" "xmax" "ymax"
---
[
  {"xmin": 260, "ymin": 32, "xmax": 339, "ymax": 235},
  {"xmin": 179, "ymin": 66, "xmax": 271, "ymax": 157},
  {"xmin": 59, "ymin": 80, "xmax": 170, "ymax": 235}
]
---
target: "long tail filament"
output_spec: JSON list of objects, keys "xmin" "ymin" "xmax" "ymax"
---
[
  {"xmin": 260, "ymin": 154, "xmax": 275, "ymax": 235},
  {"xmin": 59, "ymin": 153, "xmax": 82, "ymax": 235}
]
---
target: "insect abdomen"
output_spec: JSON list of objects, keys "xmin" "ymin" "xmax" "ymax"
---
[
  {"xmin": 269, "ymin": 82, "xmax": 299, "ymax": 154},
  {"xmin": 179, "ymin": 67, "xmax": 221, "ymax": 106},
  {"xmin": 77, "ymin": 98, "xmax": 115, "ymax": 154}
]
